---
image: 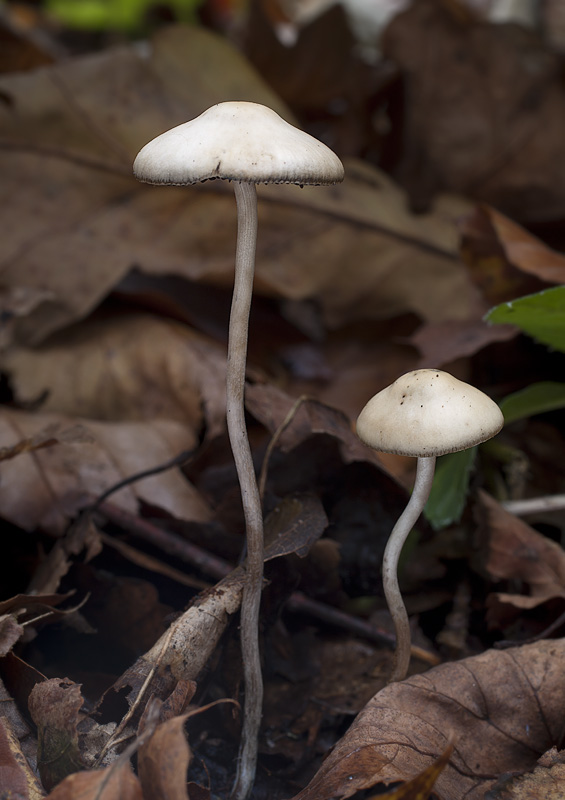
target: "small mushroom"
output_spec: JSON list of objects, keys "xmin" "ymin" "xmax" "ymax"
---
[
  {"xmin": 134, "ymin": 102, "xmax": 344, "ymax": 799},
  {"xmin": 356, "ymin": 369, "xmax": 503, "ymax": 682}
]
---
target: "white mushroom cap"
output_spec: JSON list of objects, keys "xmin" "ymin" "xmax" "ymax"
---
[
  {"xmin": 356, "ymin": 369, "xmax": 504, "ymax": 457},
  {"xmin": 133, "ymin": 101, "xmax": 344, "ymax": 186}
]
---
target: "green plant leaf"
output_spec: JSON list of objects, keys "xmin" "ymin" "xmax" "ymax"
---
[
  {"xmin": 485, "ymin": 285, "xmax": 565, "ymax": 352},
  {"xmin": 424, "ymin": 447, "xmax": 477, "ymax": 530},
  {"xmin": 500, "ymin": 381, "xmax": 565, "ymax": 424},
  {"xmin": 46, "ymin": 0, "xmax": 200, "ymax": 31}
]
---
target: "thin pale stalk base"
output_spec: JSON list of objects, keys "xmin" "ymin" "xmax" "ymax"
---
[{"xmin": 382, "ymin": 455, "xmax": 436, "ymax": 683}]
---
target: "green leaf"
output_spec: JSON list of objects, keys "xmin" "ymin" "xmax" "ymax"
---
[
  {"xmin": 500, "ymin": 381, "xmax": 565, "ymax": 424},
  {"xmin": 424, "ymin": 447, "xmax": 477, "ymax": 530},
  {"xmin": 46, "ymin": 0, "xmax": 200, "ymax": 31},
  {"xmin": 485, "ymin": 285, "xmax": 565, "ymax": 352}
]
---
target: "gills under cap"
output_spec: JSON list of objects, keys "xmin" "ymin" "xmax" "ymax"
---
[
  {"xmin": 133, "ymin": 101, "xmax": 344, "ymax": 186},
  {"xmin": 356, "ymin": 369, "xmax": 504, "ymax": 458}
]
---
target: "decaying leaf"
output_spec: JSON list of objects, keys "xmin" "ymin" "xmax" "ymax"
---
[
  {"xmin": 1, "ymin": 313, "xmax": 227, "ymax": 438},
  {"xmin": 291, "ymin": 639, "xmax": 565, "ymax": 800},
  {"xmin": 478, "ymin": 490, "xmax": 565, "ymax": 610},
  {"xmin": 383, "ymin": 0, "xmax": 565, "ymax": 222},
  {"xmin": 485, "ymin": 748, "xmax": 565, "ymax": 799},
  {"xmin": 0, "ymin": 407, "xmax": 210, "ymax": 534},
  {"xmin": 0, "ymin": 715, "xmax": 44, "ymax": 800},
  {"xmin": 460, "ymin": 206, "xmax": 565, "ymax": 305},
  {"xmin": 28, "ymin": 678, "xmax": 85, "ymax": 791},
  {"xmin": 137, "ymin": 712, "xmax": 192, "ymax": 800}
]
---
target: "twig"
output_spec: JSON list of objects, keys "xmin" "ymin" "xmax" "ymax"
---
[
  {"xmin": 502, "ymin": 494, "xmax": 565, "ymax": 516},
  {"xmin": 96, "ymin": 502, "xmax": 439, "ymax": 665},
  {"xmin": 87, "ymin": 447, "xmax": 197, "ymax": 516},
  {"xmin": 258, "ymin": 395, "xmax": 312, "ymax": 503}
]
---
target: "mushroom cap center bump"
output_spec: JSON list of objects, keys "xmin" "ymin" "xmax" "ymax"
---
[
  {"xmin": 356, "ymin": 369, "xmax": 504, "ymax": 458},
  {"xmin": 133, "ymin": 101, "xmax": 345, "ymax": 186}
]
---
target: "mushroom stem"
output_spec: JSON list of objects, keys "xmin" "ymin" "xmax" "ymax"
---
[
  {"xmin": 229, "ymin": 181, "xmax": 264, "ymax": 800},
  {"xmin": 383, "ymin": 455, "xmax": 436, "ymax": 683}
]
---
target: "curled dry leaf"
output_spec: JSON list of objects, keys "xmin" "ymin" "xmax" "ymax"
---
[
  {"xmin": 478, "ymin": 490, "xmax": 565, "ymax": 611},
  {"xmin": 460, "ymin": 206, "xmax": 565, "ymax": 306},
  {"xmin": 137, "ymin": 712, "xmax": 192, "ymax": 800},
  {"xmin": 0, "ymin": 25, "xmax": 477, "ymax": 347},
  {"xmin": 0, "ymin": 314, "xmax": 227, "ymax": 438},
  {"xmin": 246, "ymin": 382, "xmax": 384, "ymax": 469},
  {"xmin": 0, "ymin": 408, "xmax": 211, "ymax": 534},
  {"xmin": 291, "ymin": 639, "xmax": 565, "ymax": 800}
]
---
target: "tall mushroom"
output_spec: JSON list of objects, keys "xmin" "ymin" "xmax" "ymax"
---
[
  {"xmin": 356, "ymin": 369, "xmax": 503, "ymax": 682},
  {"xmin": 133, "ymin": 102, "xmax": 344, "ymax": 799}
]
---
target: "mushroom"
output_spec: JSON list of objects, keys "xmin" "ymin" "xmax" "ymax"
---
[
  {"xmin": 356, "ymin": 369, "xmax": 503, "ymax": 682},
  {"xmin": 133, "ymin": 102, "xmax": 344, "ymax": 799}
]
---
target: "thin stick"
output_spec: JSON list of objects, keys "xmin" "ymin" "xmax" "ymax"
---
[
  {"xmin": 229, "ymin": 182, "xmax": 264, "ymax": 800},
  {"xmin": 502, "ymin": 494, "xmax": 565, "ymax": 516},
  {"xmin": 258, "ymin": 395, "xmax": 312, "ymax": 503},
  {"xmin": 97, "ymin": 502, "xmax": 440, "ymax": 665},
  {"xmin": 383, "ymin": 455, "xmax": 436, "ymax": 682}
]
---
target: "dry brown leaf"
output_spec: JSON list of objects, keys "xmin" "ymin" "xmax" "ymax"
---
[
  {"xmin": 460, "ymin": 206, "xmax": 565, "ymax": 305},
  {"xmin": 102, "ymin": 494, "xmax": 327, "ymax": 721},
  {"xmin": 0, "ymin": 25, "xmax": 478, "ymax": 348},
  {"xmin": 0, "ymin": 422, "xmax": 92, "ymax": 462},
  {"xmin": 137, "ymin": 712, "xmax": 192, "ymax": 800},
  {"xmin": 371, "ymin": 740, "xmax": 454, "ymax": 799},
  {"xmin": 291, "ymin": 639, "xmax": 565, "ymax": 800},
  {"xmin": 246, "ymin": 381, "xmax": 410, "ymax": 498},
  {"xmin": 484, "ymin": 747, "xmax": 565, "ymax": 799},
  {"xmin": 1, "ymin": 314, "xmax": 227, "ymax": 438},
  {"xmin": 0, "ymin": 716, "xmax": 44, "ymax": 800},
  {"xmin": 408, "ymin": 318, "xmax": 517, "ymax": 369},
  {"xmin": 0, "ymin": 408, "xmax": 211, "ymax": 534},
  {"xmin": 0, "ymin": 24, "xmax": 289, "ymax": 346},
  {"xmin": 0, "ymin": 593, "xmax": 84, "ymax": 646},
  {"xmin": 44, "ymin": 762, "xmax": 142, "ymax": 800},
  {"xmin": 478, "ymin": 207, "xmax": 565, "ymax": 284},
  {"xmin": 0, "ymin": 614, "xmax": 24, "ymax": 657},
  {"xmin": 246, "ymin": 382, "xmax": 383, "ymax": 468},
  {"xmin": 28, "ymin": 678, "xmax": 84, "ymax": 791},
  {"xmin": 382, "ymin": 0, "xmax": 565, "ymax": 222},
  {"xmin": 478, "ymin": 490, "xmax": 565, "ymax": 609}
]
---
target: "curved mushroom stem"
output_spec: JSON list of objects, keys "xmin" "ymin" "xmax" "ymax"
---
[
  {"xmin": 229, "ymin": 181, "xmax": 264, "ymax": 800},
  {"xmin": 383, "ymin": 455, "xmax": 436, "ymax": 683}
]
